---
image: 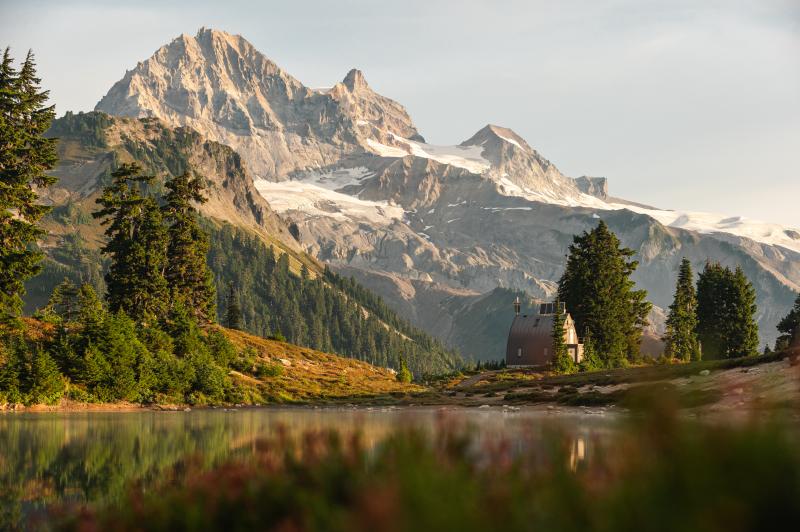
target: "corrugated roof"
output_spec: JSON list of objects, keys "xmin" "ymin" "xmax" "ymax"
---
[
  {"xmin": 506, "ymin": 313, "xmax": 579, "ymax": 367},
  {"xmin": 506, "ymin": 314, "xmax": 556, "ymax": 366}
]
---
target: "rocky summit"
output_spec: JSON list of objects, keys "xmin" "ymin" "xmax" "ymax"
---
[
  {"xmin": 93, "ymin": 28, "xmax": 800, "ymax": 359},
  {"xmin": 95, "ymin": 28, "xmax": 420, "ymax": 181}
]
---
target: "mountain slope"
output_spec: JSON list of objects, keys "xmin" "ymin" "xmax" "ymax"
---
[
  {"xmin": 32, "ymin": 112, "xmax": 460, "ymax": 376},
  {"xmin": 92, "ymin": 28, "xmax": 800, "ymax": 355},
  {"xmin": 223, "ymin": 327, "xmax": 420, "ymax": 403}
]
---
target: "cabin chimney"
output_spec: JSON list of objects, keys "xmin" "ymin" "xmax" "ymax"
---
[{"xmin": 513, "ymin": 296, "xmax": 521, "ymax": 316}]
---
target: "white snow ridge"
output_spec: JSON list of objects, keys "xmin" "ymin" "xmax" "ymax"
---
[
  {"xmin": 367, "ymin": 134, "xmax": 491, "ymax": 174},
  {"xmin": 254, "ymin": 167, "xmax": 404, "ymax": 226}
]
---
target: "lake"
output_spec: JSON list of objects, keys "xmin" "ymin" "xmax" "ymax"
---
[{"xmin": 0, "ymin": 406, "xmax": 617, "ymax": 529}]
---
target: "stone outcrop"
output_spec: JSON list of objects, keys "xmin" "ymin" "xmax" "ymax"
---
[{"xmin": 574, "ymin": 176, "xmax": 608, "ymax": 200}]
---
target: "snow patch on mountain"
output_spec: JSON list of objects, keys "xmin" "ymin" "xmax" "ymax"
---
[
  {"xmin": 254, "ymin": 179, "xmax": 404, "ymax": 225},
  {"xmin": 366, "ymin": 135, "xmax": 491, "ymax": 174},
  {"xmin": 604, "ymin": 203, "xmax": 800, "ymax": 254},
  {"xmin": 495, "ymin": 133, "xmax": 523, "ymax": 150},
  {"xmin": 291, "ymin": 166, "xmax": 374, "ymax": 191},
  {"xmin": 495, "ymin": 175, "xmax": 608, "ymax": 209},
  {"xmin": 366, "ymin": 139, "xmax": 408, "ymax": 158}
]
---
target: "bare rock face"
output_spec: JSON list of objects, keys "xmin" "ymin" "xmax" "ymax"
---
[
  {"xmin": 96, "ymin": 28, "xmax": 421, "ymax": 179},
  {"xmin": 330, "ymin": 68, "xmax": 424, "ymax": 144},
  {"xmin": 574, "ymin": 176, "xmax": 608, "ymax": 200},
  {"xmin": 93, "ymin": 28, "xmax": 800, "ymax": 356}
]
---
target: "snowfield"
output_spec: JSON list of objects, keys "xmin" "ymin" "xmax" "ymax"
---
[
  {"xmin": 493, "ymin": 173, "xmax": 800, "ymax": 253},
  {"xmin": 366, "ymin": 135, "xmax": 491, "ymax": 174},
  {"xmin": 254, "ymin": 178, "xmax": 404, "ymax": 225},
  {"xmin": 606, "ymin": 203, "xmax": 800, "ymax": 254},
  {"xmin": 290, "ymin": 166, "xmax": 374, "ymax": 191}
]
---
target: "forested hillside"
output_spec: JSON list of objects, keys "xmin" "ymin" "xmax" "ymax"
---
[
  {"xmin": 207, "ymin": 222, "xmax": 460, "ymax": 376},
  {"xmin": 22, "ymin": 112, "xmax": 460, "ymax": 376}
]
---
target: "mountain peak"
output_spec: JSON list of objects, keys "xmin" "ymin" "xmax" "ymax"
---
[
  {"xmin": 463, "ymin": 124, "xmax": 529, "ymax": 151},
  {"xmin": 342, "ymin": 68, "xmax": 369, "ymax": 91},
  {"xmin": 194, "ymin": 26, "xmax": 236, "ymax": 41},
  {"xmin": 461, "ymin": 124, "xmax": 533, "ymax": 151},
  {"xmin": 95, "ymin": 30, "xmax": 421, "ymax": 178}
]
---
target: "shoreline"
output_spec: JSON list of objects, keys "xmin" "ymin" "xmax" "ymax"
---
[{"xmin": 4, "ymin": 350, "xmax": 797, "ymax": 415}]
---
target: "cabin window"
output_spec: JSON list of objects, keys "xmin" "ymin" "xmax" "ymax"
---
[
  {"xmin": 517, "ymin": 347, "xmax": 522, "ymax": 358},
  {"xmin": 543, "ymin": 347, "xmax": 548, "ymax": 358}
]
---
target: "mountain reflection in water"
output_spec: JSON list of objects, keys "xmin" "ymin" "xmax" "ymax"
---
[{"xmin": 0, "ymin": 406, "xmax": 614, "ymax": 528}]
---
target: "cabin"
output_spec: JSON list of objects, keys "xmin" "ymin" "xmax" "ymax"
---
[{"xmin": 506, "ymin": 298, "xmax": 583, "ymax": 368}]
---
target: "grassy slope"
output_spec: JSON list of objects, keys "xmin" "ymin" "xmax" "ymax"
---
[
  {"xmin": 8, "ymin": 320, "xmax": 419, "ymax": 410},
  {"xmin": 222, "ymin": 327, "xmax": 421, "ymax": 404}
]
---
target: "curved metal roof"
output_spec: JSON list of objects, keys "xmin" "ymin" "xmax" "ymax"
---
[{"xmin": 506, "ymin": 313, "xmax": 577, "ymax": 367}]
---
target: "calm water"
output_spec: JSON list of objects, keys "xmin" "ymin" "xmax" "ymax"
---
[{"xmin": 0, "ymin": 406, "xmax": 617, "ymax": 529}]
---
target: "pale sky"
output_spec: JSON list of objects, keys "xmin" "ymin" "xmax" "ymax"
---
[{"xmin": 2, "ymin": 0, "xmax": 798, "ymax": 226}]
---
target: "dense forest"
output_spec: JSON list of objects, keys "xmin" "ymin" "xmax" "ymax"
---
[
  {"xmin": 207, "ymin": 222, "xmax": 460, "ymax": 376},
  {"xmin": 21, "ymin": 221, "xmax": 460, "ymax": 379}
]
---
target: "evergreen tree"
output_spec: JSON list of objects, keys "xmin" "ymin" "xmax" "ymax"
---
[
  {"xmin": 162, "ymin": 170, "xmax": 215, "ymax": 322},
  {"xmin": 93, "ymin": 163, "xmax": 169, "ymax": 323},
  {"xmin": 777, "ymin": 293, "xmax": 800, "ymax": 350},
  {"xmin": 224, "ymin": 282, "xmax": 242, "ymax": 330},
  {"xmin": 77, "ymin": 283, "xmax": 105, "ymax": 331},
  {"xmin": 0, "ymin": 334, "xmax": 26, "ymax": 403},
  {"xmin": 664, "ymin": 258, "xmax": 701, "ymax": 362},
  {"xmin": 696, "ymin": 262, "xmax": 759, "ymax": 359},
  {"xmin": 396, "ymin": 357, "xmax": 412, "ymax": 383},
  {"xmin": 41, "ymin": 278, "xmax": 79, "ymax": 325},
  {"xmin": 86, "ymin": 312, "xmax": 147, "ymax": 401},
  {"xmin": 557, "ymin": 221, "xmax": 651, "ymax": 367},
  {"xmin": 80, "ymin": 344, "xmax": 114, "ymax": 401},
  {"xmin": 728, "ymin": 266, "xmax": 759, "ymax": 358},
  {"xmin": 695, "ymin": 262, "xmax": 728, "ymax": 359},
  {"xmin": 550, "ymin": 302, "xmax": 575, "ymax": 374},
  {"xmin": 0, "ymin": 49, "xmax": 57, "ymax": 323},
  {"xmin": 25, "ymin": 347, "xmax": 64, "ymax": 405},
  {"xmin": 579, "ymin": 329, "xmax": 601, "ymax": 371}
]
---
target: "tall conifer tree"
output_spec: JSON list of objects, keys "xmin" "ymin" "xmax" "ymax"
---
[
  {"xmin": 42, "ymin": 278, "xmax": 80, "ymax": 325},
  {"xmin": 93, "ymin": 163, "xmax": 168, "ymax": 323},
  {"xmin": 224, "ymin": 282, "xmax": 243, "ymax": 330},
  {"xmin": 25, "ymin": 347, "xmax": 65, "ymax": 405},
  {"xmin": 664, "ymin": 258, "xmax": 700, "ymax": 362},
  {"xmin": 696, "ymin": 262, "xmax": 759, "ymax": 358},
  {"xmin": 557, "ymin": 221, "xmax": 651, "ymax": 367},
  {"xmin": 728, "ymin": 266, "xmax": 759, "ymax": 357},
  {"xmin": 0, "ymin": 49, "xmax": 57, "ymax": 323},
  {"xmin": 695, "ymin": 262, "xmax": 728, "ymax": 359},
  {"xmin": 162, "ymin": 170, "xmax": 215, "ymax": 322}
]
